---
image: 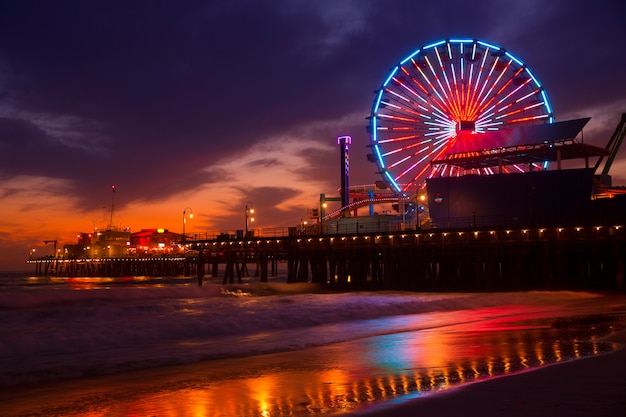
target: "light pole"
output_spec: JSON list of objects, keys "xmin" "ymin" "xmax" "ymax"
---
[
  {"xmin": 416, "ymin": 193, "xmax": 426, "ymax": 230},
  {"xmin": 245, "ymin": 203, "xmax": 254, "ymax": 238},
  {"xmin": 182, "ymin": 207, "xmax": 193, "ymax": 242}
]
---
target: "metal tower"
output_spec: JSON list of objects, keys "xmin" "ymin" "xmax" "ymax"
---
[{"xmin": 338, "ymin": 135, "xmax": 351, "ymax": 209}]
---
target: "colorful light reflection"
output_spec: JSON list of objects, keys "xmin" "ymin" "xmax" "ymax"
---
[{"xmin": 5, "ymin": 307, "xmax": 617, "ymax": 417}]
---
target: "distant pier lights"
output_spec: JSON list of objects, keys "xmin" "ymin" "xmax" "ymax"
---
[{"xmin": 338, "ymin": 135, "xmax": 351, "ymax": 209}]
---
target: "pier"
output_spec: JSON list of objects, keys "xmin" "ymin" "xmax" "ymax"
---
[
  {"xmin": 29, "ymin": 224, "xmax": 626, "ymax": 292},
  {"xmin": 27, "ymin": 114, "xmax": 626, "ymax": 293}
]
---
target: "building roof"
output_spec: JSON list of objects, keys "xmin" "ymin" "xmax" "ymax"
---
[{"xmin": 432, "ymin": 118, "xmax": 609, "ymax": 170}]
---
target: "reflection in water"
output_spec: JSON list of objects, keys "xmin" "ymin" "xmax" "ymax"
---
[
  {"xmin": 64, "ymin": 275, "xmax": 185, "ymax": 289},
  {"xmin": 25, "ymin": 275, "xmax": 191, "ymax": 290},
  {"xmin": 28, "ymin": 318, "xmax": 618, "ymax": 417}
]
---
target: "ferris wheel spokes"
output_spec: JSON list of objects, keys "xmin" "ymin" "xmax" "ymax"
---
[{"xmin": 370, "ymin": 38, "xmax": 554, "ymax": 194}]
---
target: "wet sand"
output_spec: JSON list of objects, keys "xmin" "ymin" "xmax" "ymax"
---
[
  {"xmin": 1, "ymin": 296, "xmax": 624, "ymax": 416},
  {"xmin": 353, "ymin": 330, "xmax": 626, "ymax": 416},
  {"xmin": 4, "ymin": 332, "xmax": 623, "ymax": 417}
]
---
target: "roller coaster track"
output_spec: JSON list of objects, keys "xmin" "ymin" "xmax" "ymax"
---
[{"xmin": 323, "ymin": 196, "xmax": 412, "ymax": 220}]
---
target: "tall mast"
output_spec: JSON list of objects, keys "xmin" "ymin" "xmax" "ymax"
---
[{"xmin": 108, "ymin": 185, "xmax": 116, "ymax": 230}]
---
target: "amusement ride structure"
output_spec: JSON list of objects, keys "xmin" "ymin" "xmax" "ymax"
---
[
  {"xmin": 368, "ymin": 38, "xmax": 554, "ymax": 195},
  {"xmin": 323, "ymin": 38, "xmax": 625, "ymax": 231}
]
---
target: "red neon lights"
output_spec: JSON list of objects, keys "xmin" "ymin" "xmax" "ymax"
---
[{"xmin": 371, "ymin": 40, "xmax": 553, "ymax": 193}]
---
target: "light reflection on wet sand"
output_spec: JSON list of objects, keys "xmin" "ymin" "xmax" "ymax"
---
[{"xmin": 2, "ymin": 310, "xmax": 620, "ymax": 417}]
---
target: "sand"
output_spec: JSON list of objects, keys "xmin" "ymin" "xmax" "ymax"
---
[
  {"xmin": 2, "ymin": 294, "xmax": 625, "ymax": 417},
  {"xmin": 2, "ymin": 334, "xmax": 625, "ymax": 417},
  {"xmin": 352, "ymin": 331, "xmax": 626, "ymax": 416}
]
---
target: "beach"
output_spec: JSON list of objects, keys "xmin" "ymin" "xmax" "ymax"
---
[
  {"xmin": 3, "ymin": 331, "xmax": 625, "ymax": 417},
  {"xmin": 2, "ymin": 324, "xmax": 625, "ymax": 417},
  {"xmin": 353, "ymin": 330, "xmax": 626, "ymax": 416},
  {"xmin": 1, "ymin": 274, "xmax": 625, "ymax": 416}
]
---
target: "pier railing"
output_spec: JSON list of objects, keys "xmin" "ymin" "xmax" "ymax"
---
[
  {"xmin": 185, "ymin": 227, "xmax": 291, "ymax": 241},
  {"xmin": 27, "ymin": 224, "xmax": 626, "ymax": 292}
]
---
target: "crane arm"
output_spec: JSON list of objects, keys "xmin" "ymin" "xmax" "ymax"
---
[{"xmin": 595, "ymin": 113, "xmax": 626, "ymax": 176}]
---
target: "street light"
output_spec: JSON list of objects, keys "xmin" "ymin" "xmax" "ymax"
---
[
  {"xmin": 182, "ymin": 207, "xmax": 194, "ymax": 242},
  {"xmin": 320, "ymin": 198, "xmax": 328, "ymax": 234},
  {"xmin": 416, "ymin": 193, "xmax": 426, "ymax": 230},
  {"xmin": 245, "ymin": 203, "xmax": 255, "ymax": 238}
]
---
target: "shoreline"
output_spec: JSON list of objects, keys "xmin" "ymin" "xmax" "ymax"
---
[
  {"xmin": 1, "ymin": 291, "xmax": 624, "ymax": 416},
  {"xmin": 351, "ymin": 330, "xmax": 626, "ymax": 416},
  {"xmin": 4, "ymin": 329, "xmax": 623, "ymax": 417}
]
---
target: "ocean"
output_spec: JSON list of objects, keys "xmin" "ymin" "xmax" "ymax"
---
[{"xmin": 1, "ymin": 270, "xmax": 625, "ymax": 416}]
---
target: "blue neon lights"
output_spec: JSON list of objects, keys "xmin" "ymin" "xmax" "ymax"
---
[
  {"xmin": 541, "ymin": 90, "xmax": 553, "ymax": 115},
  {"xmin": 375, "ymin": 146, "xmax": 385, "ymax": 167},
  {"xmin": 477, "ymin": 40, "xmax": 500, "ymax": 51},
  {"xmin": 373, "ymin": 90, "xmax": 384, "ymax": 113},
  {"xmin": 525, "ymin": 68, "xmax": 541, "ymax": 87},
  {"xmin": 383, "ymin": 66, "xmax": 399, "ymax": 87},
  {"xmin": 371, "ymin": 116, "xmax": 378, "ymax": 141},
  {"xmin": 449, "ymin": 38, "xmax": 474, "ymax": 43},
  {"xmin": 372, "ymin": 118, "xmax": 386, "ymax": 168},
  {"xmin": 384, "ymin": 171, "xmax": 401, "ymax": 192},
  {"xmin": 424, "ymin": 40, "xmax": 445, "ymax": 50},
  {"xmin": 400, "ymin": 48, "xmax": 421, "ymax": 65},
  {"xmin": 504, "ymin": 51, "xmax": 523, "ymax": 66}
]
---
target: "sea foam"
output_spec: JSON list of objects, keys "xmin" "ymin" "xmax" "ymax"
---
[{"xmin": 0, "ymin": 281, "xmax": 603, "ymax": 387}]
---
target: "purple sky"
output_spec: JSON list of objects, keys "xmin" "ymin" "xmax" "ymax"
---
[{"xmin": 1, "ymin": 0, "xmax": 626, "ymax": 270}]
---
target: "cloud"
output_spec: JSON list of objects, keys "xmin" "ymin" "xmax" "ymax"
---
[
  {"xmin": 273, "ymin": 0, "xmax": 373, "ymax": 55},
  {"xmin": 0, "ymin": 176, "xmax": 108, "ymax": 271},
  {"xmin": 124, "ymin": 111, "xmax": 372, "ymax": 232},
  {"xmin": 2, "ymin": 0, "xmax": 626, "ymax": 271},
  {"xmin": 559, "ymin": 98, "xmax": 626, "ymax": 147},
  {"xmin": 483, "ymin": 0, "xmax": 560, "ymax": 45},
  {"xmin": 560, "ymin": 99, "xmax": 626, "ymax": 185},
  {"xmin": 0, "ymin": 175, "xmax": 84, "ymax": 242},
  {"xmin": 0, "ymin": 111, "xmax": 106, "ymax": 151}
]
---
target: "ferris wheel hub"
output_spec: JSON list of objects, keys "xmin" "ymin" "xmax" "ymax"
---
[{"xmin": 457, "ymin": 121, "xmax": 476, "ymax": 132}]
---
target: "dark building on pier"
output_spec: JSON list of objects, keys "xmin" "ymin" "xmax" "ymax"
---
[
  {"xmin": 426, "ymin": 117, "xmax": 626, "ymax": 229},
  {"xmin": 427, "ymin": 168, "xmax": 597, "ymax": 229}
]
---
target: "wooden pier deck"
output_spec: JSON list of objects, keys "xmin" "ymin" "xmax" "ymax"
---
[{"xmin": 29, "ymin": 225, "xmax": 626, "ymax": 292}]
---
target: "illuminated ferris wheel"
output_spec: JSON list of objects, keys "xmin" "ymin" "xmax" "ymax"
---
[{"xmin": 369, "ymin": 39, "xmax": 554, "ymax": 195}]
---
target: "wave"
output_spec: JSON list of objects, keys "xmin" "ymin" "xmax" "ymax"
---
[{"xmin": 0, "ymin": 283, "xmax": 606, "ymax": 387}]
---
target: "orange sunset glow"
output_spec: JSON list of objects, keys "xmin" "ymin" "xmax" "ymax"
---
[{"xmin": 2, "ymin": 2, "xmax": 626, "ymax": 272}]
